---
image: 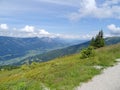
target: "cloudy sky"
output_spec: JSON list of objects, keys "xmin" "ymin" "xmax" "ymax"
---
[{"xmin": 0, "ymin": 0, "xmax": 120, "ymax": 39}]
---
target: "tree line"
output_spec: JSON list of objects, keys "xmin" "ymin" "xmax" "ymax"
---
[
  {"xmin": 90, "ymin": 30, "xmax": 105, "ymax": 48},
  {"xmin": 80, "ymin": 30, "xmax": 105, "ymax": 59}
]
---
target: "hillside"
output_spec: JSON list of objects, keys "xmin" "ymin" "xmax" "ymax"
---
[
  {"xmin": 17, "ymin": 37, "xmax": 120, "ymax": 65},
  {"xmin": 0, "ymin": 36, "xmax": 70, "ymax": 61},
  {"xmin": 20, "ymin": 41, "xmax": 89, "ymax": 64},
  {"xmin": 105, "ymin": 37, "xmax": 120, "ymax": 45},
  {"xmin": 0, "ymin": 43, "xmax": 120, "ymax": 90},
  {"xmin": 1, "ymin": 36, "xmax": 120, "ymax": 65}
]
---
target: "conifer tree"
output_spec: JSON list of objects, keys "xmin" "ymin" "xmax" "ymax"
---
[
  {"xmin": 90, "ymin": 30, "xmax": 105, "ymax": 48},
  {"xmin": 90, "ymin": 37, "xmax": 95, "ymax": 46}
]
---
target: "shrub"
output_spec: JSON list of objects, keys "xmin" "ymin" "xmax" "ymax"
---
[
  {"xmin": 21, "ymin": 65, "xmax": 30, "ymax": 70},
  {"xmin": 80, "ymin": 46, "xmax": 95, "ymax": 59},
  {"xmin": 30, "ymin": 62, "xmax": 38, "ymax": 69}
]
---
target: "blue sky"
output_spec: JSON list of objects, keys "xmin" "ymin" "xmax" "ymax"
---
[{"xmin": 0, "ymin": 0, "xmax": 120, "ymax": 39}]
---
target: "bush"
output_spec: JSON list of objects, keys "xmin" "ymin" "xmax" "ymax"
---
[
  {"xmin": 30, "ymin": 62, "xmax": 38, "ymax": 69},
  {"xmin": 80, "ymin": 47, "xmax": 95, "ymax": 59},
  {"xmin": 21, "ymin": 65, "xmax": 30, "ymax": 71}
]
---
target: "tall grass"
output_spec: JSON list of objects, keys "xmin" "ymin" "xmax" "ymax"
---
[{"xmin": 0, "ymin": 44, "xmax": 120, "ymax": 90}]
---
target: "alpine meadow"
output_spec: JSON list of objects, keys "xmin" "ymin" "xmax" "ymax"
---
[{"xmin": 1, "ymin": 0, "xmax": 120, "ymax": 90}]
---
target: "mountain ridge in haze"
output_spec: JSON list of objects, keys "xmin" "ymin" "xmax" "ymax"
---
[
  {"xmin": 17, "ymin": 37, "xmax": 120, "ymax": 65},
  {"xmin": 0, "ymin": 36, "xmax": 78, "ymax": 61},
  {"xmin": 1, "ymin": 36, "xmax": 120, "ymax": 65}
]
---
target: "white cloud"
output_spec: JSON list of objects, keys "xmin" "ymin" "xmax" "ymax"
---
[
  {"xmin": 107, "ymin": 24, "xmax": 120, "ymax": 34},
  {"xmin": 0, "ymin": 25, "xmax": 57, "ymax": 38},
  {"xmin": 21, "ymin": 25, "xmax": 35, "ymax": 33},
  {"xmin": 0, "ymin": 24, "xmax": 8, "ymax": 30},
  {"xmin": 69, "ymin": 0, "xmax": 120, "ymax": 20},
  {"xmin": 39, "ymin": 29, "xmax": 50, "ymax": 35},
  {"xmin": 20, "ymin": 26, "xmax": 52, "ymax": 37},
  {"xmin": 0, "ymin": 24, "xmax": 95, "ymax": 40}
]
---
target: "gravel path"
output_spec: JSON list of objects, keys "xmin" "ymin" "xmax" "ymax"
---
[{"xmin": 76, "ymin": 59, "xmax": 120, "ymax": 90}]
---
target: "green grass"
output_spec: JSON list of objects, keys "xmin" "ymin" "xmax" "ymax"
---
[{"xmin": 0, "ymin": 43, "xmax": 120, "ymax": 90}]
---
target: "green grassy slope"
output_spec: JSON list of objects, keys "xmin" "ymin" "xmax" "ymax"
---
[
  {"xmin": 2, "ymin": 36, "xmax": 120, "ymax": 66},
  {"xmin": 19, "ymin": 37, "xmax": 120, "ymax": 66},
  {"xmin": 0, "ymin": 43, "xmax": 120, "ymax": 90}
]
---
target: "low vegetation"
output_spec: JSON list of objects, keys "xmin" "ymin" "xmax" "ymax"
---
[
  {"xmin": 90, "ymin": 30, "xmax": 105, "ymax": 48},
  {"xmin": 0, "ymin": 65, "xmax": 19, "ymax": 71},
  {"xmin": 0, "ymin": 43, "xmax": 120, "ymax": 90},
  {"xmin": 80, "ymin": 46, "xmax": 95, "ymax": 59}
]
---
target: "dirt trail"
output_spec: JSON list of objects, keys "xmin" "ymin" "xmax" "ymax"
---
[{"xmin": 76, "ymin": 59, "xmax": 120, "ymax": 90}]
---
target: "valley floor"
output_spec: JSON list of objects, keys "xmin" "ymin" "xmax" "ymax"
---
[{"xmin": 76, "ymin": 59, "xmax": 120, "ymax": 90}]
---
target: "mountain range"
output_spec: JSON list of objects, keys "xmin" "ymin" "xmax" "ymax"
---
[
  {"xmin": 1, "ymin": 36, "xmax": 120, "ymax": 65},
  {"xmin": 0, "ymin": 36, "xmax": 87, "ymax": 65},
  {"xmin": 0, "ymin": 36, "xmax": 73, "ymax": 61},
  {"xmin": 17, "ymin": 37, "xmax": 120, "ymax": 65}
]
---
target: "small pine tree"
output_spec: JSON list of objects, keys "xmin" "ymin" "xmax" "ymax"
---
[
  {"xmin": 90, "ymin": 37, "xmax": 95, "ymax": 46},
  {"xmin": 99, "ymin": 30, "xmax": 103, "ymax": 38},
  {"xmin": 90, "ymin": 30, "xmax": 105, "ymax": 48}
]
